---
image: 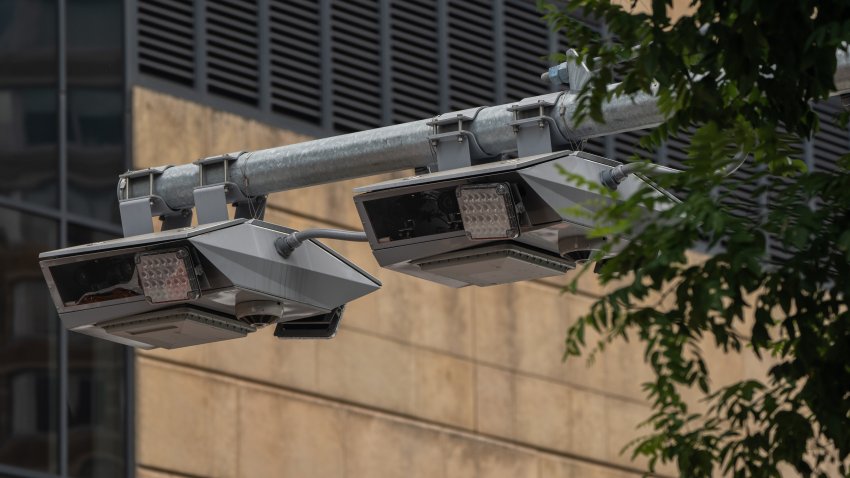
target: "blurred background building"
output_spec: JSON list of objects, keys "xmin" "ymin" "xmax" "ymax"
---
[{"xmin": 0, "ymin": 1, "xmax": 848, "ymax": 477}]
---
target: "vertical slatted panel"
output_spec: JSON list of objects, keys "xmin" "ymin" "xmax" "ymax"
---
[
  {"xmin": 812, "ymin": 99, "xmax": 850, "ymax": 173},
  {"xmin": 206, "ymin": 0, "xmax": 260, "ymax": 105},
  {"xmin": 763, "ymin": 101, "xmax": 850, "ymax": 262},
  {"xmin": 390, "ymin": 0, "xmax": 440, "ymax": 123},
  {"xmin": 614, "ymin": 130, "xmax": 654, "ymax": 162},
  {"xmin": 765, "ymin": 137, "xmax": 805, "ymax": 262},
  {"xmin": 664, "ymin": 134, "xmax": 690, "ymax": 170},
  {"xmin": 668, "ymin": 129, "xmax": 765, "ymax": 221},
  {"xmin": 765, "ymin": 99, "xmax": 850, "ymax": 261},
  {"xmin": 137, "ymin": 0, "xmax": 195, "ymax": 86},
  {"xmin": 269, "ymin": 0, "xmax": 322, "ymax": 123},
  {"xmin": 581, "ymin": 137, "xmax": 607, "ymax": 157},
  {"xmin": 504, "ymin": 0, "xmax": 549, "ymax": 101},
  {"xmin": 766, "ymin": 172, "xmax": 794, "ymax": 262},
  {"xmin": 662, "ymin": 134, "xmax": 692, "ymax": 204},
  {"xmin": 447, "ymin": 0, "xmax": 496, "ymax": 109},
  {"xmin": 556, "ymin": 11, "xmax": 603, "ymax": 52},
  {"xmin": 331, "ymin": 0, "xmax": 383, "ymax": 132}
]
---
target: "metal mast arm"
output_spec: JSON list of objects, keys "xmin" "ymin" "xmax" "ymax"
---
[{"xmin": 119, "ymin": 49, "xmax": 850, "ymax": 214}]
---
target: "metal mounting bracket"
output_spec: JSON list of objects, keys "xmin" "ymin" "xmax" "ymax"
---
[
  {"xmin": 118, "ymin": 166, "xmax": 190, "ymax": 237},
  {"xmin": 544, "ymin": 49, "xmax": 592, "ymax": 91},
  {"xmin": 193, "ymin": 152, "xmax": 266, "ymax": 224},
  {"xmin": 426, "ymin": 107, "xmax": 493, "ymax": 171},
  {"xmin": 507, "ymin": 92, "xmax": 565, "ymax": 157}
]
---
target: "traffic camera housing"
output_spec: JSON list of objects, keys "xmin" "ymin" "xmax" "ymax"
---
[
  {"xmin": 39, "ymin": 219, "xmax": 381, "ymax": 349},
  {"xmin": 354, "ymin": 150, "xmax": 666, "ymax": 287}
]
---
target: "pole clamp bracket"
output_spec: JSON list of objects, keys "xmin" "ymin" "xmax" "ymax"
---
[
  {"xmin": 426, "ymin": 107, "xmax": 494, "ymax": 171},
  {"xmin": 507, "ymin": 92, "xmax": 565, "ymax": 157},
  {"xmin": 117, "ymin": 166, "xmax": 192, "ymax": 237},
  {"xmin": 193, "ymin": 152, "xmax": 266, "ymax": 224}
]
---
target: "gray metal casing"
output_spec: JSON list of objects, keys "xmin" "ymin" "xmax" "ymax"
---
[
  {"xmin": 40, "ymin": 219, "xmax": 381, "ymax": 349},
  {"xmin": 353, "ymin": 150, "xmax": 667, "ymax": 287}
]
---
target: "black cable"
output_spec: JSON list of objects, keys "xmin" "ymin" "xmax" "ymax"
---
[{"xmin": 274, "ymin": 228, "xmax": 368, "ymax": 258}]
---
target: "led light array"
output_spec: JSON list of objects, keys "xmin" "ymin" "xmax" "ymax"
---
[
  {"xmin": 137, "ymin": 249, "xmax": 198, "ymax": 303},
  {"xmin": 456, "ymin": 183, "xmax": 519, "ymax": 240}
]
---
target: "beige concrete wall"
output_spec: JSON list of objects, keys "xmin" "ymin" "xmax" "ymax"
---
[
  {"xmin": 613, "ymin": 0, "xmax": 695, "ymax": 19},
  {"xmin": 132, "ymin": 87, "xmax": 762, "ymax": 478}
]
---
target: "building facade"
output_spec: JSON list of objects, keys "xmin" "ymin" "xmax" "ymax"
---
[
  {"xmin": 0, "ymin": 1, "xmax": 130, "ymax": 476},
  {"xmin": 1, "ymin": 1, "xmax": 849, "ymax": 477}
]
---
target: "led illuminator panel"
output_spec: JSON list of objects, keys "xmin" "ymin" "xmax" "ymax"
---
[
  {"xmin": 136, "ymin": 248, "xmax": 200, "ymax": 303},
  {"xmin": 456, "ymin": 183, "xmax": 519, "ymax": 240}
]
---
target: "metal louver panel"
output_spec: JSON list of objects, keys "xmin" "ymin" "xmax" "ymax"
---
[
  {"xmin": 668, "ymin": 129, "xmax": 766, "ymax": 221},
  {"xmin": 447, "ymin": 0, "xmax": 495, "ymax": 109},
  {"xmin": 765, "ymin": 101, "xmax": 849, "ymax": 262},
  {"xmin": 664, "ymin": 134, "xmax": 690, "ymax": 170},
  {"xmin": 812, "ymin": 99, "xmax": 850, "ymax": 173},
  {"xmin": 726, "ymin": 162, "xmax": 765, "ymax": 219},
  {"xmin": 269, "ymin": 0, "xmax": 322, "ymax": 123},
  {"xmin": 137, "ymin": 0, "xmax": 195, "ymax": 86},
  {"xmin": 614, "ymin": 130, "xmax": 654, "ymax": 163},
  {"xmin": 390, "ymin": 0, "xmax": 439, "ymax": 124},
  {"xmin": 766, "ymin": 172, "xmax": 795, "ymax": 262},
  {"xmin": 206, "ymin": 0, "xmax": 260, "ymax": 105},
  {"xmin": 504, "ymin": 0, "xmax": 549, "ymax": 101},
  {"xmin": 331, "ymin": 0, "xmax": 382, "ymax": 132},
  {"xmin": 581, "ymin": 137, "xmax": 607, "ymax": 157}
]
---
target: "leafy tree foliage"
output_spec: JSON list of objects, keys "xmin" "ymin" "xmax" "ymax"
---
[{"xmin": 541, "ymin": 1, "xmax": 850, "ymax": 476}]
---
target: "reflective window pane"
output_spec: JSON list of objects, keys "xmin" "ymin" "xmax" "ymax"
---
[
  {"xmin": 67, "ymin": 89, "xmax": 124, "ymax": 223},
  {"xmin": 67, "ymin": 0, "xmax": 125, "ymax": 224},
  {"xmin": 67, "ymin": 225, "xmax": 126, "ymax": 478},
  {"xmin": 0, "ymin": 0, "xmax": 57, "ymax": 83},
  {"xmin": 0, "ymin": 0, "xmax": 58, "ymax": 208},
  {"xmin": 0, "ymin": 88, "xmax": 59, "ymax": 207},
  {"xmin": 68, "ymin": 0, "xmax": 122, "ymax": 86},
  {"xmin": 0, "ymin": 207, "xmax": 59, "ymax": 473}
]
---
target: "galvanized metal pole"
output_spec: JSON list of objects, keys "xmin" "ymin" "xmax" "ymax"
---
[{"xmin": 132, "ymin": 49, "xmax": 850, "ymax": 212}]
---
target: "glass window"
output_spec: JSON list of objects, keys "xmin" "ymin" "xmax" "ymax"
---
[
  {"xmin": 0, "ymin": 88, "xmax": 59, "ymax": 208},
  {"xmin": 0, "ymin": 207, "xmax": 59, "ymax": 474},
  {"xmin": 68, "ymin": 0, "xmax": 123, "ymax": 86},
  {"xmin": 0, "ymin": 0, "xmax": 130, "ymax": 475},
  {"xmin": 67, "ymin": 88, "xmax": 124, "ymax": 223},
  {"xmin": 66, "ymin": 0, "xmax": 125, "ymax": 224},
  {"xmin": 0, "ymin": 0, "xmax": 57, "ymax": 83},
  {"xmin": 67, "ymin": 224, "xmax": 126, "ymax": 478},
  {"xmin": 0, "ymin": 0, "xmax": 59, "ymax": 209}
]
